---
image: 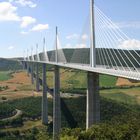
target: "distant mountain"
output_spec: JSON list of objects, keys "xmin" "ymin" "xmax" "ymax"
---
[
  {"xmin": 40, "ymin": 48, "xmax": 140, "ymax": 68},
  {"xmin": 0, "ymin": 58, "xmax": 22, "ymax": 71},
  {"xmin": 0, "ymin": 47, "xmax": 138, "ymax": 75}
]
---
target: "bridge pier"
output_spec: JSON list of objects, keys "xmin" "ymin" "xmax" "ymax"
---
[
  {"xmin": 53, "ymin": 65, "xmax": 61, "ymax": 140},
  {"xmin": 36, "ymin": 63, "xmax": 40, "ymax": 92},
  {"xmin": 31, "ymin": 63, "xmax": 34, "ymax": 84},
  {"xmin": 86, "ymin": 72, "xmax": 100, "ymax": 129},
  {"xmin": 22, "ymin": 61, "xmax": 26, "ymax": 70},
  {"xmin": 24, "ymin": 62, "xmax": 27, "ymax": 70},
  {"xmin": 27, "ymin": 62, "xmax": 30, "ymax": 76},
  {"xmin": 42, "ymin": 63, "xmax": 48, "ymax": 125}
]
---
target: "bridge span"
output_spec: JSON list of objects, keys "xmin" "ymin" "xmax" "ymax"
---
[{"xmin": 20, "ymin": 0, "xmax": 140, "ymax": 139}]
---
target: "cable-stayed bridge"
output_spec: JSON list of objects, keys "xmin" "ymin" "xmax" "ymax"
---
[
  {"xmin": 21, "ymin": 0, "xmax": 140, "ymax": 139},
  {"xmin": 23, "ymin": 6, "xmax": 140, "ymax": 81}
]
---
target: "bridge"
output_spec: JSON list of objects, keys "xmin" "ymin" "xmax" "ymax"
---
[{"xmin": 21, "ymin": 0, "xmax": 140, "ymax": 139}]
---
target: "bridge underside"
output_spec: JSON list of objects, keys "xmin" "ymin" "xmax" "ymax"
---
[
  {"xmin": 23, "ymin": 60, "xmax": 140, "ymax": 81},
  {"xmin": 22, "ymin": 60, "xmax": 139, "ymax": 140}
]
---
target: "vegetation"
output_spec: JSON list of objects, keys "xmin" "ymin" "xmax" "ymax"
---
[
  {"xmin": 0, "ymin": 103, "xmax": 15, "ymax": 119},
  {"xmin": 0, "ymin": 86, "xmax": 9, "ymax": 91},
  {"xmin": 100, "ymin": 87, "xmax": 140, "ymax": 105},
  {"xmin": 100, "ymin": 74, "xmax": 117, "ymax": 87},
  {"xmin": 0, "ymin": 56, "xmax": 140, "ymax": 139},
  {"xmin": 0, "ymin": 72, "xmax": 12, "ymax": 81},
  {"xmin": 0, "ymin": 95, "xmax": 140, "ymax": 139},
  {"xmin": 0, "ymin": 92, "xmax": 140, "ymax": 132},
  {"xmin": 61, "ymin": 117, "xmax": 140, "ymax": 140},
  {"xmin": 46, "ymin": 68, "xmax": 119, "ymax": 91},
  {"xmin": 0, "ymin": 117, "xmax": 23, "ymax": 128},
  {"xmin": 0, "ymin": 58, "xmax": 22, "ymax": 71},
  {"xmin": 1, "ymin": 97, "xmax": 7, "ymax": 101},
  {"xmin": 6, "ymin": 97, "xmax": 46, "ymax": 119}
]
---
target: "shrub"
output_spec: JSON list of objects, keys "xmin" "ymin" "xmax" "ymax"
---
[{"xmin": 1, "ymin": 97, "xmax": 7, "ymax": 100}]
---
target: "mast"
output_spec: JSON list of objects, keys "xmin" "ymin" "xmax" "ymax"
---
[
  {"xmin": 90, "ymin": 0, "xmax": 96, "ymax": 67},
  {"xmin": 56, "ymin": 26, "xmax": 58, "ymax": 63}
]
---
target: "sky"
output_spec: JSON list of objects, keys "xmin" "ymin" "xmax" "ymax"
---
[{"xmin": 0, "ymin": 0, "xmax": 140, "ymax": 58}]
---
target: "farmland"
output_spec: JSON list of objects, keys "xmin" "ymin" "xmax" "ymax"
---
[{"xmin": 0, "ymin": 70, "xmax": 140, "ymax": 139}]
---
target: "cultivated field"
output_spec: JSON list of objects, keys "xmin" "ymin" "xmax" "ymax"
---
[
  {"xmin": 0, "ymin": 71, "xmax": 41, "ymax": 102},
  {"xmin": 0, "ymin": 70, "xmax": 140, "ymax": 139}
]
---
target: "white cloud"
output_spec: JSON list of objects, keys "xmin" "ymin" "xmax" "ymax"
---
[
  {"xmin": 21, "ymin": 16, "xmax": 36, "ymax": 28},
  {"xmin": 66, "ymin": 34, "xmax": 79, "ymax": 39},
  {"xmin": 9, "ymin": 0, "xmax": 37, "ymax": 8},
  {"xmin": 75, "ymin": 43, "xmax": 87, "ymax": 48},
  {"xmin": 0, "ymin": 2, "xmax": 20, "ymax": 21},
  {"xmin": 81, "ymin": 34, "xmax": 88, "ymax": 40},
  {"xmin": 64, "ymin": 44, "xmax": 72, "ymax": 48},
  {"xmin": 0, "ymin": 1, "xmax": 37, "ymax": 30},
  {"xmin": 31, "ymin": 24, "xmax": 49, "ymax": 31},
  {"xmin": 8, "ymin": 46, "xmax": 15, "ymax": 50},
  {"xmin": 118, "ymin": 39, "xmax": 140, "ymax": 50},
  {"xmin": 64, "ymin": 43, "xmax": 87, "ymax": 48},
  {"xmin": 20, "ymin": 31, "xmax": 28, "ymax": 34},
  {"xmin": 66, "ymin": 34, "xmax": 89, "ymax": 41},
  {"xmin": 116, "ymin": 21, "xmax": 140, "ymax": 29}
]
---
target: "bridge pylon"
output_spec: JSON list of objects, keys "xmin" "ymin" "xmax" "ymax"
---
[
  {"xmin": 86, "ymin": 0, "xmax": 100, "ymax": 130},
  {"xmin": 55, "ymin": 26, "xmax": 58, "ymax": 63},
  {"xmin": 90, "ymin": 0, "xmax": 96, "ymax": 67}
]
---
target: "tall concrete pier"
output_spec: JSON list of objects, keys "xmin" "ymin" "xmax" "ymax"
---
[
  {"xmin": 31, "ymin": 63, "xmax": 34, "ymax": 84},
  {"xmin": 36, "ymin": 63, "xmax": 40, "ymax": 92},
  {"xmin": 22, "ymin": 61, "xmax": 26, "ymax": 70},
  {"xmin": 42, "ymin": 63, "xmax": 48, "ymax": 124},
  {"xmin": 25, "ymin": 62, "xmax": 27, "ymax": 70},
  {"xmin": 86, "ymin": 0, "xmax": 100, "ymax": 129},
  {"xmin": 53, "ymin": 65, "xmax": 61, "ymax": 140},
  {"xmin": 27, "ymin": 62, "xmax": 30, "ymax": 76},
  {"xmin": 86, "ymin": 72, "xmax": 100, "ymax": 129}
]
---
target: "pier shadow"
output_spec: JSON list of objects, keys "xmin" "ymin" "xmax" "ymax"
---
[{"xmin": 28, "ymin": 66, "xmax": 78, "ymax": 128}]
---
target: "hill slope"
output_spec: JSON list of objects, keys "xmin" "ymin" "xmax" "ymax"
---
[{"xmin": 0, "ymin": 58, "xmax": 22, "ymax": 71}]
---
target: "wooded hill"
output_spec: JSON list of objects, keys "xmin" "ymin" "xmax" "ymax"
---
[
  {"xmin": 36, "ymin": 48, "xmax": 140, "ymax": 68},
  {"xmin": 0, "ymin": 58, "xmax": 22, "ymax": 71}
]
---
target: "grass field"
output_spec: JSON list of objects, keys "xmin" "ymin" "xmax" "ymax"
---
[
  {"xmin": 0, "ymin": 71, "xmax": 139, "ymax": 106},
  {"xmin": 0, "ymin": 71, "xmax": 12, "ymax": 81},
  {"xmin": 100, "ymin": 74, "xmax": 117, "ymax": 87},
  {"xmin": 0, "ymin": 71, "xmax": 140, "ymax": 139},
  {"xmin": 0, "ymin": 65, "xmax": 137, "ymax": 89},
  {"xmin": 46, "ymin": 69, "xmax": 117, "ymax": 89},
  {"xmin": 101, "ymin": 87, "xmax": 140, "ymax": 105},
  {"xmin": 101, "ymin": 91, "xmax": 137, "ymax": 105}
]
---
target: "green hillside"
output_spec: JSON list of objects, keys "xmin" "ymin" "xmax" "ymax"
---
[
  {"xmin": 1, "ymin": 95, "xmax": 140, "ymax": 140},
  {"xmin": 0, "ymin": 71, "xmax": 12, "ymax": 81},
  {"xmin": 0, "ymin": 50, "xmax": 140, "ymax": 140},
  {"xmin": 0, "ymin": 58, "xmax": 22, "ymax": 71},
  {"xmin": 38, "ymin": 48, "xmax": 140, "ymax": 68}
]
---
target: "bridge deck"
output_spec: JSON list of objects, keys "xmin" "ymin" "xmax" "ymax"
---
[{"xmin": 22, "ymin": 60, "xmax": 140, "ymax": 81}]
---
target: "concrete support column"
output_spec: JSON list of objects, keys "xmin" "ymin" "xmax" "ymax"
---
[
  {"xmin": 53, "ymin": 65, "xmax": 61, "ymax": 140},
  {"xmin": 22, "ymin": 61, "xmax": 25, "ymax": 70},
  {"xmin": 27, "ymin": 62, "xmax": 30, "ymax": 76},
  {"xmin": 42, "ymin": 63, "xmax": 48, "ymax": 125},
  {"xmin": 24, "ymin": 62, "xmax": 27, "ymax": 70},
  {"xmin": 31, "ymin": 63, "xmax": 34, "ymax": 84},
  {"xmin": 36, "ymin": 63, "xmax": 40, "ymax": 92},
  {"xmin": 86, "ymin": 72, "xmax": 100, "ymax": 129}
]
